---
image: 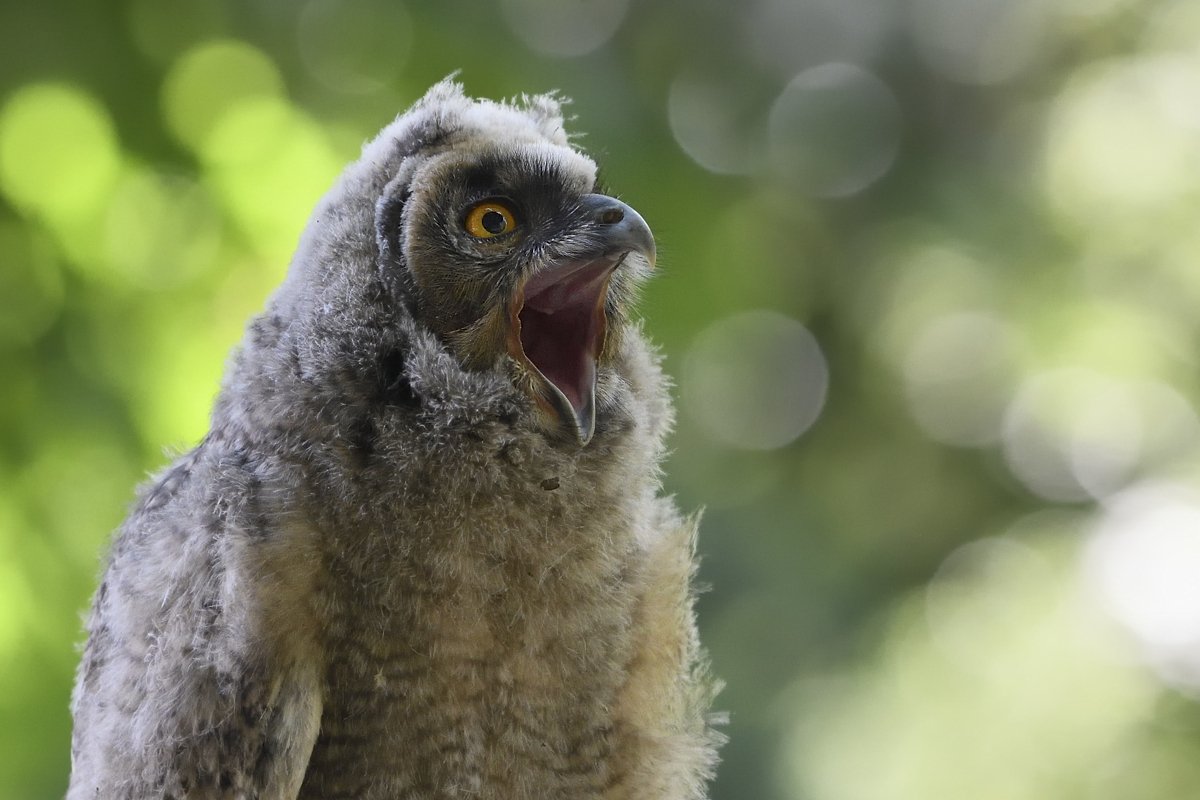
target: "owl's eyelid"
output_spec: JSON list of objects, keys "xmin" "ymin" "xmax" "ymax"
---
[{"xmin": 463, "ymin": 194, "xmax": 521, "ymax": 218}]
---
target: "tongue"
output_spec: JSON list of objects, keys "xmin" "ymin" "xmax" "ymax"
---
[{"xmin": 518, "ymin": 259, "xmax": 613, "ymax": 425}]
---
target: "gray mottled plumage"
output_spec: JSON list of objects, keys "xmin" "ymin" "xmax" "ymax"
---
[{"xmin": 68, "ymin": 80, "xmax": 722, "ymax": 799}]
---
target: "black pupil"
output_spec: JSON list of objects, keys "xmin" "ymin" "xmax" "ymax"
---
[{"xmin": 481, "ymin": 209, "xmax": 507, "ymax": 235}]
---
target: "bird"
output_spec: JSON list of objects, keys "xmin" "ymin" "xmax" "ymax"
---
[{"xmin": 67, "ymin": 79, "xmax": 722, "ymax": 799}]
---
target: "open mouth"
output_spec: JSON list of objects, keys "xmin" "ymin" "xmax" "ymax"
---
[{"xmin": 511, "ymin": 256, "xmax": 621, "ymax": 443}]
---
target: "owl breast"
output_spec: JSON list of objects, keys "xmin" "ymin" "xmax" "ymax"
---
[{"xmin": 297, "ymin": 410, "xmax": 647, "ymax": 799}]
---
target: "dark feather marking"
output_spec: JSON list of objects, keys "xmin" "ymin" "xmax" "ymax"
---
[
  {"xmin": 348, "ymin": 415, "xmax": 379, "ymax": 467},
  {"xmin": 376, "ymin": 349, "xmax": 418, "ymax": 407},
  {"xmin": 141, "ymin": 452, "xmax": 198, "ymax": 513}
]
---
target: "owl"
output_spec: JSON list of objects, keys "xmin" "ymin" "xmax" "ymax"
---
[{"xmin": 68, "ymin": 79, "xmax": 722, "ymax": 799}]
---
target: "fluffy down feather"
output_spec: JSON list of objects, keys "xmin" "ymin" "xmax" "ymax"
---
[{"xmin": 68, "ymin": 79, "xmax": 722, "ymax": 799}]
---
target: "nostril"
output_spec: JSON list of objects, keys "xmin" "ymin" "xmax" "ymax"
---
[{"xmin": 598, "ymin": 208, "xmax": 624, "ymax": 225}]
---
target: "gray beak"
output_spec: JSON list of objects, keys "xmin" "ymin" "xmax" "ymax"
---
[{"xmin": 578, "ymin": 194, "xmax": 656, "ymax": 268}]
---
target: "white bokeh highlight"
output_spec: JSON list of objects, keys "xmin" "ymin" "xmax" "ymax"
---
[
  {"xmin": 1001, "ymin": 370, "xmax": 1200, "ymax": 502},
  {"xmin": 902, "ymin": 311, "xmax": 1017, "ymax": 446},
  {"xmin": 925, "ymin": 535, "xmax": 1053, "ymax": 676},
  {"xmin": 668, "ymin": 74, "xmax": 759, "ymax": 176},
  {"xmin": 767, "ymin": 62, "xmax": 901, "ymax": 197},
  {"xmin": 1085, "ymin": 483, "xmax": 1200, "ymax": 690},
  {"xmin": 684, "ymin": 310, "xmax": 828, "ymax": 450},
  {"xmin": 500, "ymin": 0, "xmax": 629, "ymax": 58},
  {"xmin": 908, "ymin": 0, "xmax": 1047, "ymax": 85},
  {"xmin": 745, "ymin": 0, "xmax": 896, "ymax": 75},
  {"xmin": 1044, "ymin": 55, "xmax": 1200, "ymax": 229}
]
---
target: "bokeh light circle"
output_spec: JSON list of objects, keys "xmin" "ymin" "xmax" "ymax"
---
[
  {"xmin": 297, "ymin": 0, "xmax": 412, "ymax": 93},
  {"xmin": 1000, "ymin": 370, "xmax": 1198, "ymax": 503},
  {"xmin": 684, "ymin": 310, "xmax": 829, "ymax": 450},
  {"xmin": 903, "ymin": 311, "xmax": 1018, "ymax": 447},
  {"xmin": 668, "ymin": 73, "xmax": 760, "ymax": 176},
  {"xmin": 746, "ymin": 0, "xmax": 895, "ymax": 75},
  {"xmin": 100, "ymin": 170, "xmax": 222, "ymax": 291},
  {"xmin": 1044, "ymin": 56, "xmax": 1200, "ymax": 231},
  {"xmin": 1086, "ymin": 483, "xmax": 1200, "ymax": 689},
  {"xmin": 767, "ymin": 62, "xmax": 901, "ymax": 197},
  {"xmin": 500, "ymin": 0, "xmax": 629, "ymax": 58},
  {"xmin": 1002, "ymin": 369, "xmax": 1141, "ymax": 502},
  {"xmin": 201, "ymin": 98, "xmax": 341, "ymax": 262},
  {"xmin": 908, "ymin": 0, "xmax": 1047, "ymax": 85},
  {"xmin": 925, "ymin": 536, "xmax": 1052, "ymax": 676},
  {"xmin": 0, "ymin": 83, "xmax": 120, "ymax": 223},
  {"xmin": 162, "ymin": 39, "xmax": 285, "ymax": 154}
]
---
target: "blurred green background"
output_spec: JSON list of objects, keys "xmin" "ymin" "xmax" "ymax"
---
[{"xmin": 5, "ymin": 0, "xmax": 1200, "ymax": 797}]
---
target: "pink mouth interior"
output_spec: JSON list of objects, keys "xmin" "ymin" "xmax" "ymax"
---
[{"xmin": 518, "ymin": 259, "xmax": 614, "ymax": 415}]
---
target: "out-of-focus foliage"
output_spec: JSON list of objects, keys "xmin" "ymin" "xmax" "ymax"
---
[{"xmin": 3, "ymin": 0, "xmax": 1200, "ymax": 797}]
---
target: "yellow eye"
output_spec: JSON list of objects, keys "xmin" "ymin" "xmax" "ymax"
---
[{"xmin": 464, "ymin": 200, "xmax": 518, "ymax": 239}]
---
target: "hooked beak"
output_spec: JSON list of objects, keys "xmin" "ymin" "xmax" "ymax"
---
[{"xmin": 508, "ymin": 194, "xmax": 655, "ymax": 445}]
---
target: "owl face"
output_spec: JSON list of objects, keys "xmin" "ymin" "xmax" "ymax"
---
[{"xmin": 395, "ymin": 140, "xmax": 656, "ymax": 444}]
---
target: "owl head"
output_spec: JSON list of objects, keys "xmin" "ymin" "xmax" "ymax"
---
[{"xmin": 329, "ymin": 79, "xmax": 657, "ymax": 445}]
